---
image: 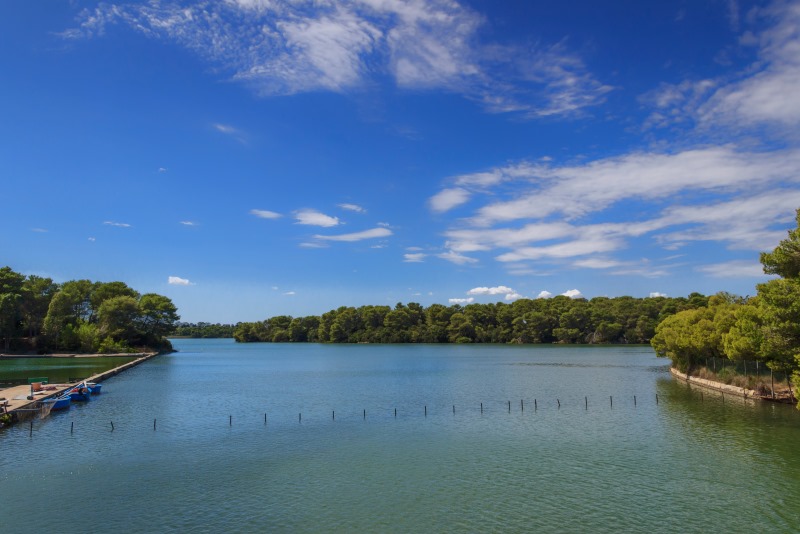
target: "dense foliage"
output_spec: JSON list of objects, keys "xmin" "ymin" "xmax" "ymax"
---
[
  {"xmin": 173, "ymin": 322, "xmax": 237, "ymax": 338},
  {"xmin": 651, "ymin": 209, "xmax": 800, "ymax": 404},
  {"xmin": 0, "ymin": 266, "xmax": 179, "ymax": 353},
  {"xmin": 233, "ymin": 294, "xmax": 709, "ymax": 345}
]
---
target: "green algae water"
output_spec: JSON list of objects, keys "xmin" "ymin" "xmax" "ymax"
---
[
  {"xmin": 0, "ymin": 355, "xmax": 141, "ymax": 384},
  {"xmin": 2, "ymin": 339, "xmax": 799, "ymax": 533}
]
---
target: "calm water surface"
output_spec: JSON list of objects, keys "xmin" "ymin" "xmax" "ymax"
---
[{"xmin": 2, "ymin": 339, "xmax": 799, "ymax": 533}]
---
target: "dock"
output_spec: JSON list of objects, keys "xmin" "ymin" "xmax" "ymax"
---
[{"xmin": 0, "ymin": 352, "xmax": 161, "ymax": 422}]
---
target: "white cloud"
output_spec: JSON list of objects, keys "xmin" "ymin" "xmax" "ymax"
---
[
  {"xmin": 467, "ymin": 285, "xmax": 516, "ymax": 296},
  {"xmin": 180, "ymin": 221, "xmax": 197, "ymax": 226},
  {"xmin": 314, "ymin": 227, "xmax": 392, "ymax": 241},
  {"xmin": 561, "ymin": 289, "xmax": 583, "ymax": 299},
  {"xmin": 213, "ymin": 123, "xmax": 240, "ymax": 135},
  {"xmin": 283, "ymin": 291, "xmax": 296, "ymax": 296},
  {"xmin": 505, "ymin": 292, "xmax": 523, "ymax": 301},
  {"xmin": 338, "ymin": 203, "xmax": 366, "ymax": 213},
  {"xmin": 158, "ymin": 167, "xmax": 167, "ymax": 173},
  {"xmin": 429, "ymin": 187, "xmax": 470, "ymax": 213},
  {"xmin": 649, "ymin": 292, "xmax": 668, "ymax": 298},
  {"xmin": 31, "ymin": 228, "xmax": 47, "ymax": 233},
  {"xmin": 168, "ymin": 276, "xmax": 193, "ymax": 286},
  {"xmin": 536, "ymin": 290, "xmax": 553, "ymax": 299},
  {"xmin": 299, "ymin": 242, "xmax": 329, "ymax": 248},
  {"xmin": 696, "ymin": 260, "xmax": 770, "ymax": 278},
  {"xmin": 103, "ymin": 221, "xmax": 131, "ymax": 228},
  {"xmin": 295, "ymin": 209, "xmax": 340, "ymax": 227},
  {"xmin": 404, "ymin": 253, "xmax": 426, "ymax": 262},
  {"xmin": 449, "ymin": 297, "xmax": 475, "ymax": 304},
  {"xmin": 437, "ymin": 250, "xmax": 478, "ymax": 265},
  {"xmin": 250, "ymin": 209, "xmax": 282, "ymax": 219},
  {"xmin": 66, "ymin": 1, "xmax": 609, "ymax": 117},
  {"xmin": 88, "ymin": 237, "xmax": 96, "ymax": 242}
]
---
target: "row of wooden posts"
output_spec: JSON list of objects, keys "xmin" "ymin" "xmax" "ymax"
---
[
  {"xmin": 25, "ymin": 391, "xmax": 758, "ymax": 435},
  {"xmin": 24, "ymin": 395, "xmax": 662, "ymax": 436}
]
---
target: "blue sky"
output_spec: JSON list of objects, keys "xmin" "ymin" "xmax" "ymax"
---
[{"xmin": 2, "ymin": 0, "xmax": 800, "ymax": 323}]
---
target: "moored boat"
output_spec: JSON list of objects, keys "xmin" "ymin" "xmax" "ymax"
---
[
  {"xmin": 67, "ymin": 382, "xmax": 91, "ymax": 402},
  {"xmin": 42, "ymin": 393, "xmax": 71, "ymax": 411},
  {"xmin": 87, "ymin": 382, "xmax": 102, "ymax": 395}
]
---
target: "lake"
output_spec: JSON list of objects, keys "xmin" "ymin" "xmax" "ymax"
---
[{"xmin": 1, "ymin": 339, "xmax": 799, "ymax": 533}]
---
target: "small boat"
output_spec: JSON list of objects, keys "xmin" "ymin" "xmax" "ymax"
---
[
  {"xmin": 67, "ymin": 382, "xmax": 92, "ymax": 402},
  {"xmin": 87, "ymin": 382, "xmax": 102, "ymax": 395},
  {"xmin": 42, "ymin": 393, "xmax": 71, "ymax": 411}
]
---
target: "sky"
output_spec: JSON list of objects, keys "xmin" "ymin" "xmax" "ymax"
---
[{"xmin": 2, "ymin": 0, "xmax": 800, "ymax": 323}]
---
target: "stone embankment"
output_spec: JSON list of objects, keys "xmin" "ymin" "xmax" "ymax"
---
[{"xmin": 671, "ymin": 368, "xmax": 760, "ymax": 399}]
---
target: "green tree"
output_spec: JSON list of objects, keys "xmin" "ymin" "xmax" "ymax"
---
[
  {"xmin": 0, "ymin": 267, "xmax": 25, "ymax": 351},
  {"xmin": 138, "ymin": 293, "xmax": 180, "ymax": 343}
]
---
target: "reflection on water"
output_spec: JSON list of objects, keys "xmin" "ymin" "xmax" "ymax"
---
[{"xmin": 1, "ymin": 339, "xmax": 798, "ymax": 533}]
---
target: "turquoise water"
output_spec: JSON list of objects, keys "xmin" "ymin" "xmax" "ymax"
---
[{"xmin": 1, "ymin": 339, "xmax": 799, "ymax": 533}]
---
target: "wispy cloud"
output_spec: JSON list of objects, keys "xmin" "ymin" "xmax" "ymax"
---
[
  {"xmin": 103, "ymin": 221, "xmax": 132, "ymax": 228},
  {"xmin": 250, "ymin": 209, "xmax": 282, "ymax": 219},
  {"xmin": 536, "ymin": 290, "xmax": 553, "ymax": 299},
  {"xmin": 168, "ymin": 276, "xmax": 194, "ymax": 286},
  {"xmin": 180, "ymin": 221, "xmax": 198, "ymax": 226},
  {"xmin": 295, "ymin": 209, "xmax": 340, "ymax": 227},
  {"xmin": 449, "ymin": 297, "xmax": 475, "ymax": 304},
  {"xmin": 696, "ymin": 260, "xmax": 770, "ymax": 278},
  {"xmin": 31, "ymin": 228, "xmax": 48, "ymax": 233},
  {"xmin": 437, "ymin": 250, "xmax": 478, "ymax": 265},
  {"xmin": 561, "ymin": 289, "xmax": 583, "ymax": 299},
  {"xmin": 65, "ymin": 0, "xmax": 609, "ymax": 118},
  {"xmin": 642, "ymin": 1, "xmax": 800, "ymax": 132},
  {"xmin": 338, "ymin": 203, "xmax": 366, "ymax": 213},
  {"xmin": 314, "ymin": 227, "xmax": 391, "ymax": 241},
  {"xmin": 404, "ymin": 253, "xmax": 426, "ymax": 262}
]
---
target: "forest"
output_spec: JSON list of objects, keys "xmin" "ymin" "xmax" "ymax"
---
[
  {"xmin": 0, "ymin": 268, "xmax": 179, "ymax": 354},
  {"xmin": 651, "ymin": 209, "xmax": 800, "ymax": 399},
  {"xmin": 232, "ymin": 293, "xmax": 709, "ymax": 345}
]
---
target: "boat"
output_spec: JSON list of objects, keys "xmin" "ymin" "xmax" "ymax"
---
[
  {"xmin": 87, "ymin": 382, "xmax": 102, "ymax": 395},
  {"xmin": 42, "ymin": 393, "xmax": 71, "ymax": 411},
  {"xmin": 67, "ymin": 382, "xmax": 92, "ymax": 402}
]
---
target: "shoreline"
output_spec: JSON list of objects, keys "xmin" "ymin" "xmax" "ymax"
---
[{"xmin": 670, "ymin": 367, "xmax": 795, "ymax": 404}]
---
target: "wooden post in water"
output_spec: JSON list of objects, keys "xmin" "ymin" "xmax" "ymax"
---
[
  {"xmin": 299, "ymin": 413, "xmax": 301, "ymax": 423},
  {"xmin": 229, "ymin": 415, "xmax": 232, "ymax": 426},
  {"xmin": 424, "ymin": 405, "xmax": 427, "ymax": 417},
  {"xmin": 71, "ymin": 421, "xmax": 74, "ymax": 434},
  {"xmin": 521, "ymin": 399, "xmax": 524, "ymax": 412},
  {"xmin": 453, "ymin": 405, "xmax": 455, "ymax": 415},
  {"xmin": 332, "ymin": 410, "xmax": 335, "ymax": 420},
  {"xmin": 265, "ymin": 413, "xmax": 267, "ymax": 425},
  {"xmin": 363, "ymin": 409, "xmax": 366, "ymax": 420},
  {"xmin": 111, "ymin": 421, "xmax": 114, "ymax": 431},
  {"xmin": 394, "ymin": 408, "xmax": 397, "ymax": 418},
  {"xmin": 557, "ymin": 399, "xmax": 560, "ymax": 409},
  {"xmin": 508, "ymin": 400, "xmax": 511, "ymax": 413},
  {"xmin": 610, "ymin": 396, "xmax": 613, "ymax": 409},
  {"xmin": 154, "ymin": 418, "xmax": 156, "ymax": 431},
  {"xmin": 30, "ymin": 421, "xmax": 33, "ymax": 437},
  {"xmin": 656, "ymin": 394, "xmax": 659, "ymax": 405},
  {"xmin": 633, "ymin": 395, "xmax": 637, "ymax": 407},
  {"xmin": 480, "ymin": 402, "xmax": 483, "ymax": 414},
  {"xmin": 585, "ymin": 396, "xmax": 588, "ymax": 410},
  {"xmin": 534, "ymin": 399, "xmax": 537, "ymax": 411}
]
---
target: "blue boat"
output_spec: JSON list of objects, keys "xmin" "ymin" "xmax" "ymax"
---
[
  {"xmin": 43, "ymin": 393, "xmax": 71, "ymax": 411},
  {"xmin": 87, "ymin": 382, "xmax": 102, "ymax": 395},
  {"xmin": 67, "ymin": 383, "xmax": 92, "ymax": 402}
]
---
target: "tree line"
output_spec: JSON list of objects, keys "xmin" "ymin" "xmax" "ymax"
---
[
  {"xmin": 651, "ymin": 209, "xmax": 800, "ymax": 401},
  {"xmin": 173, "ymin": 322, "xmax": 237, "ymax": 338},
  {"xmin": 233, "ymin": 293, "xmax": 710, "ymax": 345},
  {"xmin": 0, "ymin": 266, "xmax": 179, "ymax": 353}
]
